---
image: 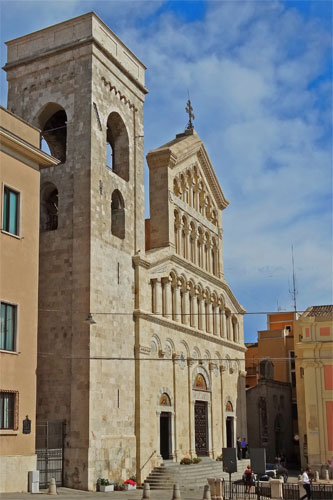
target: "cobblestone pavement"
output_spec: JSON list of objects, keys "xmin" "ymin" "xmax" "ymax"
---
[{"xmin": 0, "ymin": 487, "xmax": 204, "ymax": 500}]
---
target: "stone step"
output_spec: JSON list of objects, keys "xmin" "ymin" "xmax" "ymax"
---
[{"xmin": 143, "ymin": 458, "xmax": 247, "ymax": 490}]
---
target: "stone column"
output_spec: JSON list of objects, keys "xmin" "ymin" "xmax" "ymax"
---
[
  {"xmin": 172, "ymin": 354, "xmax": 180, "ymax": 461},
  {"xmin": 212, "ymin": 304, "xmax": 217, "ymax": 336},
  {"xmin": 174, "ymin": 284, "xmax": 181, "ymax": 322},
  {"xmin": 190, "ymin": 232, "xmax": 196, "ymax": 264},
  {"xmin": 156, "ymin": 410, "xmax": 162, "ymax": 460},
  {"xmin": 191, "ymin": 292, "xmax": 198, "ymax": 329},
  {"xmin": 183, "ymin": 286, "xmax": 190, "ymax": 325},
  {"xmin": 154, "ymin": 278, "xmax": 162, "ymax": 315},
  {"xmin": 162, "ymin": 277, "xmax": 172, "ymax": 319},
  {"xmin": 209, "ymin": 363, "xmax": 215, "ymax": 458},
  {"xmin": 199, "ymin": 297, "xmax": 204, "ymax": 331},
  {"xmin": 227, "ymin": 314, "xmax": 232, "ymax": 340},
  {"xmin": 235, "ymin": 320, "xmax": 239, "ymax": 343},
  {"xmin": 193, "ymin": 185, "xmax": 199, "ymax": 212},
  {"xmin": 206, "ymin": 299, "xmax": 212, "ymax": 333},
  {"xmin": 217, "ymin": 307, "xmax": 222, "ymax": 337},
  {"xmin": 206, "ymin": 242, "xmax": 212, "ymax": 273},
  {"xmin": 170, "ymin": 411, "xmax": 176, "ymax": 461},
  {"xmin": 220, "ymin": 366, "xmax": 226, "ymax": 448},
  {"xmin": 221, "ymin": 310, "xmax": 226, "ymax": 339},
  {"xmin": 187, "ymin": 358, "xmax": 195, "ymax": 457},
  {"xmin": 184, "ymin": 226, "xmax": 189, "ymax": 260}
]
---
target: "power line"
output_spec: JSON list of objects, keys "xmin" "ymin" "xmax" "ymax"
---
[
  {"xmin": 38, "ymin": 308, "xmax": 308, "ymax": 316},
  {"xmin": 37, "ymin": 353, "xmax": 332, "ymax": 362}
]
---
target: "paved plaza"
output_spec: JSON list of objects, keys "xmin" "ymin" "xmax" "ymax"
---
[{"xmin": 0, "ymin": 487, "xmax": 204, "ymax": 500}]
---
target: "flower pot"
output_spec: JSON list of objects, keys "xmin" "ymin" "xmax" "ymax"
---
[
  {"xmin": 124, "ymin": 484, "xmax": 136, "ymax": 490},
  {"xmin": 100, "ymin": 485, "xmax": 114, "ymax": 492}
]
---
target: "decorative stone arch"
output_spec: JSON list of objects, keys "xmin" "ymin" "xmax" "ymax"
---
[
  {"xmin": 40, "ymin": 181, "xmax": 59, "ymax": 231},
  {"xmin": 106, "ymin": 111, "xmax": 129, "ymax": 181},
  {"xmin": 169, "ymin": 270, "xmax": 178, "ymax": 285},
  {"xmin": 150, "ymin": 334, "xmax": 161, "ymax": 356},
  {"xmin": 218, "ymin": 294, "xmax": 226, "ymax": 309},
  {"xmin": 215, "ymin": 352, "xmax": 222, "ymax": 365},
  {"xmin": 37, "ymin": 102, "xmax": 67, "ymax": 163},
  {"xmin": 173, "ymin": 178, "xmax": 181, "ymax": 198},
  {"xmin": 111, "ymin": 189, "xmax": 125, "ymax": 239},
  {"xmin": 192, "ymin": 346, "xmax": 201, "ymax": 360},
  {"xmin": 203, "ymin": 349, "xmax": 211, "ymax": 365},
  {"xmin": 224, "ymin": 354, "xmax": 233, "ymax": 374},
  {"xmin": 165, "ymin": 338, "xmax": 175, "ymax": 359},
  {"xmin": 157, "ymin": 388, "xmax": 174, "ymax": 408},
  {"xmin": 179, "ymin": 339, "xmax": 190, "ymax": 358},
  {"xmin": 192, "ymin": 365, "xmax": 211, "ymax": 392},
  {"xmin": 211, "ymin": 209, "xmax": 218, "ymax": 226}
]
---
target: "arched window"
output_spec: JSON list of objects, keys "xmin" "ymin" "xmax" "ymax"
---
[
  {"xmin": 194, "ymin": 374, "xmax": 207, "ymax": 390},
  {"xmin": 39, "ymin": 103, "xmax": 67, "ymax": 163},
  {"xmin": 40, "ymin": 183, "xmax": 59, "ymax": 231},
  {"xmin": 174, "ymin": 210, "xmax": 180, "ymax": 254},
  {"xmin": 111, "ymin": 190, "xmax": 125, "ymax": 239},
  {"xmin": 160, "ymin": 393, "xmax": 171, "ymax": 406},
  {"xmin": 232, "ymin": 316, "xmax": 238, "ymax": 342},
  {"xmin": 106, "ymin": 112, "xmax": 129, "ymax": 181}
]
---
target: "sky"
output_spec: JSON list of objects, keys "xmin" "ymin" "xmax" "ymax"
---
[{"xmin": 0, "ymin": 0, "xmax": 332, "ymax": 342}]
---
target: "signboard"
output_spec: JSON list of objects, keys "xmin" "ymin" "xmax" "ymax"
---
[
  {"xmin": 249, "ymin": 448, "xmax": 266, "ymax": 475},
  {"xmin": 23, "ymin": 416, "xmax": 31, "ymax": 434},
  {"xmin": 222, "ymin": 448, "xmax": 237, "ymax": 473}
]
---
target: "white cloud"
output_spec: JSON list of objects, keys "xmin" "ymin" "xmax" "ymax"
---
[{"xmin": 0, "ymin": 0, "xmax": 331, "ymax": 340}]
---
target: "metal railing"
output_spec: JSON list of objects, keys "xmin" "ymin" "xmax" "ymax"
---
[
  {"xmin": 283, "ymin": 483, "xmax": 333, "ymax": 500},
  {"xmin": 140, "ymin": 449, "xmax": 157, "ymax": 473}
]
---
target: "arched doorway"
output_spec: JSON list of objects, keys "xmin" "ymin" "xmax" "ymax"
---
[
  {"xmin": 226, "ymin": 400, "xmax": 234, "ymax": 448},
  {"xmin": 159, "ymin": 393, "xmax": 172, "ymax": 459},
  {"xmin": 193, "ymin": 373, "xmax": 209, "ymax": 456}
]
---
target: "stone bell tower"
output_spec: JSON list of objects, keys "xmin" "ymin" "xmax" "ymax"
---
[{"xmin": 4, "ymin": 12, "xmax": 147, "ymax": 490}]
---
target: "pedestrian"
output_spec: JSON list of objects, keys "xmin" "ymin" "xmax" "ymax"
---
[
  {"xmin": 328, "ymin": 457, "xmax": 333, "ymax": 479},
  {"xmin": 300, "ymin": 467, "xmax": 312, "ymax": 500},
  {"xmin": 241, "ymin": 437, "xmax": 247, "ymax": 459},
  {"xmin": 236, "ymin": 436, "xmax": 242, "ymax": 460},
  {"xmin": 243, "ymin": 465, "xmax": 254, "ymax": 494}
]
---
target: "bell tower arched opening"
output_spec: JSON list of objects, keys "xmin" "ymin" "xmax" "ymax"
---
[
  {"xmin": 106, "ymin": 112, "xmax": 129, "ymax": 181},
  {"xmin": 38, "ymin": 103, "xmax": 67, "ymax": 163}
]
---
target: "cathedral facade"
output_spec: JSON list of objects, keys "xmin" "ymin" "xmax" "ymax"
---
[{"xmin": 4, "ymin": 12, "xmax": 246, "ymax": 491}]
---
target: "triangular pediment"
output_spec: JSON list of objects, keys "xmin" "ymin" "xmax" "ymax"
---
[{"xmin": 146, "ymin": 129, "xmax": 229, "ymax": 211}]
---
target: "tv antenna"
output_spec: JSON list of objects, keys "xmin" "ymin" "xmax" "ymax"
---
[{"xmin": 289, "ymin": 245, "xmax": 298, "ymax": 312}]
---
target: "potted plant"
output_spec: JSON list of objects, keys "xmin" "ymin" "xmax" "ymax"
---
[
  {"xmin": 124, "ymin": 479, "xmax": 137, "ymax": 490},
  {"xmin": 114, "ymin": 482, "xmax": 125, "ymax": 491},
  {"xmin": 180, "ymin": 457, "xmax": 192, "ymax": 465},
  {"xmin": 192, "ymin": 457, "xmax": 202, "ymax": 464},
  {"xmin": 97, "ymin": 478, "xmax": 114, "ymax": 492}
]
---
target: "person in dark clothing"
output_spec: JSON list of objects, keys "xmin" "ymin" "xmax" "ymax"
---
[
  {"xmin": 241, "ymin": 437, "xmax": 247, "ymax": 459},
  {"xmin": 236, "ymin": 436, "xmax": 242, "ymax": 460},
  {"xmin": 243, "ymin": 465, "xmax": 254, "ymax": 494}
]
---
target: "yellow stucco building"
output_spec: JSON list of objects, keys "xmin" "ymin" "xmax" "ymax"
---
[
  {"xmin": 295, "ymin": 305, "xmax": 333, "ymax": 475},
  {"xmin": 0, "ymin": 106, "xmax": 57, "ymax": 492}
]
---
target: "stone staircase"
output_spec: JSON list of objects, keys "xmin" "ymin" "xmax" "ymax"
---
[{"xmin": 143, "ymin": 457, "xmax": 249, "ymax": 490}]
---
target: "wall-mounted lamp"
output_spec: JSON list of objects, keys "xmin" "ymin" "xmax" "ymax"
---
[{"xmin": 84, "ymin": 313, "xmax": 96, "ymax": 325}]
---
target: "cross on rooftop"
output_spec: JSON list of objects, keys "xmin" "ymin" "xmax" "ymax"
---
[{"xmin": 185, "ymin": 99, "xmax": 195, "ymax": 130}]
